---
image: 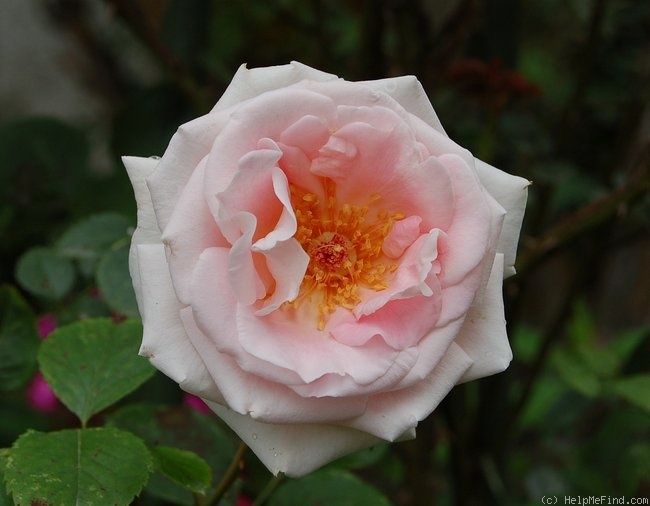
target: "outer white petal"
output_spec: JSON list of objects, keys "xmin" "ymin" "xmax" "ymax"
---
[
  {"xmin": 455, "ymin": 253, "xmax": 512, "ymax": 382},
  {"xmin": 212, "ymin": 61, "xmax": 338, "ymax": 113},
  {"xmin": 123, "ymin": 156, "xmax": 161, "ymax": 246},
  {"xmin": 123, "ymin": 155, "xmax": 162, "ymax": 313},
  {"xmin": 208, "ymin": 402, "xmax": 381, "ymax": 477},
  {"xmin": 345, "ymin": 342, "xmax": 472, "ymax": 440},
  {"xmin": 362, "ymin": 75, "xmax": 446, "ymax": 134},
  {"xmin": 475, "ymin": 159, "xmax": 530, "ymax": 278},
  {"xmin": 135, "ymin": 243, "xmax": 218, "ymax": 399},
  {"xmin": 147, "ymin": 112, "xmax": 233, "ymax": 230}
]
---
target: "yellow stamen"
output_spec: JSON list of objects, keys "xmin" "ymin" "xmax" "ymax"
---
[{"xmin": 288, "ymin": 179, "xmax": 401, "ymax": 330}]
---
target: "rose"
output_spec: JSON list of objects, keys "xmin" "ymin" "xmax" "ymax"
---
[{"xmin": 124, "ymin": 61, "xmax": 528, "ymax": 477}]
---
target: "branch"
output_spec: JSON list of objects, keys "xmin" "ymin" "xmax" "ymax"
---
[{"xmin": 516, "ymin": 147, "xmax": 650, "ymax": 275}]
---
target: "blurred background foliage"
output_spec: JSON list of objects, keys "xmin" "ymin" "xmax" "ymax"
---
[{"xmin": 0, "ymin": 0, "xmax": 648, "ymax": 505}]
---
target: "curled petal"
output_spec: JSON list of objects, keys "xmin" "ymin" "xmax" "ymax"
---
[
  {"xmin": 163, "ymin": 157, "xmax": 227, "ymax": 304},
  {"xmin": 382, "ymin": 215, "xmax": 422, "ymax": 258},
  {"xmin": 353, "ymin": 230, "xmax": 443, "ymax": 318},
  {"xmin": 254, "ymin": 239, "xmax": 309, "ymax": 316}
]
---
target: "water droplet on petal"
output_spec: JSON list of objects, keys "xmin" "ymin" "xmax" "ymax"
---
[{"xmin": 252, "ymin": 433, "xmax": 258, "ymax": 440}]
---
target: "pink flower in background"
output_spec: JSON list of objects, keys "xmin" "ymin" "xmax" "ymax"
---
[
  {"xmin": 125, "ymin": 62, "xmax": 528, "ymax": 476},
  {"xmin": 183, "ymin": 393, "xmax": 211, "ymax": 414},
  {"xmin": 26, "ymin": 314, "xmax": 59, "ymax": 413},
  {"xmin": 26, "ymin": 372, "xmax": 59, "ymax": 413},
  {"xmin": 36, "ymin": 313, "xmax": 56, "ymax": 339}
]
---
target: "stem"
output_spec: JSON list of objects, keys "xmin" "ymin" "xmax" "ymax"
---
[
  {"xmin": 516, "ymin": 161, "xmax": 650, "ymax": 275},
  {"xmin": 206, "ymin": 442, "xmax": 248, "ymax": 506},
  {"xmin": 252, "ymin": 473, "xmax": 285, "ymax": 506}
]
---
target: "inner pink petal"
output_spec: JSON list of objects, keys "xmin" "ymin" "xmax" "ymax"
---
[
  {"xmin": 236, "ymin": 305, "xmax": 400, "ymax": 389},
  {"xmin": 331, "ymin": 273, "xmax": 442, "ymax": 350},
  {"xmin": 436, "ymin": 154, "xmax": 495, "ymax": 286},
  {"xmin": 216, "ymin": 147, "xmax": 284, "ymax": 244},
  {"xmin": 279, "ymin": 114, "xmax": 331, "ymax": 157},
  {"xmin": 383, "ymin": 215, "xmax": 422, "ymax": 258},
  {"xmin": 353, "ymin": 229, "xmax": 443, "ymax": 318},
  {"xmin": 163, "ymin": 158, "xmax": 227, "ymax": 304}
]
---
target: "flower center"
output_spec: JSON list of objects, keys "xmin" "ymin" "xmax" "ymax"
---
[
  {"xmin": 311, "ymin": 232, "xmax": 355, "ymax": 271},
  {"xmin": 288, "ymin": 179, "xmax": 403, "ymax": 330}
]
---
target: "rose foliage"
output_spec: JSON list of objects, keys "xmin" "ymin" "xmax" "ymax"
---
[{"xmin": 124, "ymin": 62, "xmax": 529, "ymax": 477}]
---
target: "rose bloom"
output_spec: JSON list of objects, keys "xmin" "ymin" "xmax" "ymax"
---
[{"xmin": 125, "ymin": 62, "xmax": 528, "ymax": 477}]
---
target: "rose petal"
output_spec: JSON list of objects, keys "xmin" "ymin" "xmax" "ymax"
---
[
  {"xmin": 345, "ymin": 342, "xmax": 472, "ymax": 440},
  {"xmin": 124, "ymin": 155, "xmax": 163, "ymax": 311},
  {"xmin": 352, "ymin": 230, "xmax": 443, "ymax": 319},
  {"xmin": 189, "ymin": 247, "xmax": 304, "ymax": 386},
  {"xmin": 254, "ymin": 239, "xmax": 309, "ymax": 316},
  {"xmin": 237, "ymin": 306, "xmax": 400, "ymax": 388},
  {"xmin": 361, "ymin": 75, "xmax": 447, "ymax": 134},
  {"xmin": 208, "ymin": 402, "xmax": 381, "ymax": 477},
  {"xmin": 135, "ymin": 243, "xmax": 217, "ymax": 399},
  {"xmin": 226, "ymin": 212, "xmax": 267, "ymax": 305},
  {"xmin": 212, "ymin": 62, "xmax": 338, "ymax": 113},
  {"xmin": 205, "ymin": 88, "xmax": 337, "ymax": 218},
  {"xmin": 437, "ymin": 154, "xmax": 499, "ymax": 286},
  {"xmin": 455, "ymin": 253, "xmax": 512, "ymax": 382},
  {"xmin": 279, "ymin": 114, "xmax": 331, "ymax": 157},
  {"xmin": 181, "ymin": 306, "xmax": 368, "ymax": 423},
  {"xmin": 382, "ymin": 215, "xmax": 422, "ymax": 258},
  {"xmin": 330, "ymin": 285, "xmax": 441, "ymax": 351},
  {"xmin": 288, "ymin": 344, "xmax": 418, "ymax": 398},
  {"xmin": 147, "ymin": 112, "xmax": 233, "ymax": 230},
  {"xmin": 216, "ymin": 146, "xmax": 285, "ymax": 244},
  {"xmin": 474, "ymin": 159, "xmax": 530, "ymax": 278},
  {"xmin": 162, "ymin": 157, "xmax": 227, "ymax": 304}
]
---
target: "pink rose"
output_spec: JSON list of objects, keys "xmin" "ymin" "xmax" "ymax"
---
[{"xmin": 124, "ymin": 62, "xmax": 528, "ymax": 477}]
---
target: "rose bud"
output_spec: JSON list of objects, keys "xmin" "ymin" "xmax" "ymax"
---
[{"xmin": 124, "ymin": 62, "xmax": 528, "ymax": 477}]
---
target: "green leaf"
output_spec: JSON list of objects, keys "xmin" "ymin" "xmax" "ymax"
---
[
  {"xmin": 0, "ymin": 448, "xmax": 14, "ymax": 506},
  {"xmin": 575, "ymin": 341, "xmax": 619, "ymax": 378},
  {"xmin": 151, "ymin": 446, "xmax": 212, "ymax": 494},
  {"xmin": 5, "ymin": 427, "xmax": 153, "ymax": 506},
  {"xmin": 567, "ymin": 300, "xmax": 597, "ymax": 345},
  {"xmin": 610, "ymin": 374, "xmax": 650, "ymax": 413},
  {"xmin": 106, "ymin": 404, "xmax": 236, "ymax": 505},
  {"xmin": 512, "ymin": 325, "xmax": 542, "ymax": 364},
  {"xmin": 15, "ymin": 247, "xmax": 75, "ymax": 300},
  {"xmin": 38, "ymin": 319, "xmax": 155, "ymax": 425},
  {"xmin": 96, "ymin": 245, "xmax": 139, "ymax": 317},
  {"xmin": 269, "ymin": 469, "xmax": 391, "ymax": 506},
  {"xmin": 56, "ymin": 213, "xmax": 132, "ymax": 260},
  {"xmin": 553, "ymin": 350, "xmax": 601, "ymax": 398},
  {"xmin": 519, "ymin": 376, "xmax": 568, "ymax": 430},
  {"xmin": 0, "ymin": 286, "xmax": 39, "ymax": 391},
  {"xmin": 609, "ymin": 328, "xmax": 648, "ymax": 367}
]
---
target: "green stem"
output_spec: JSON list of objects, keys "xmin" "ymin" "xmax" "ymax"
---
[
  {"xmin": 205, "ymin": 442, "xmax": 248, "ymax": 506},
  {"xmin": 252, "ymin": 473, "xmax": 285, "ymax": 506}
]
